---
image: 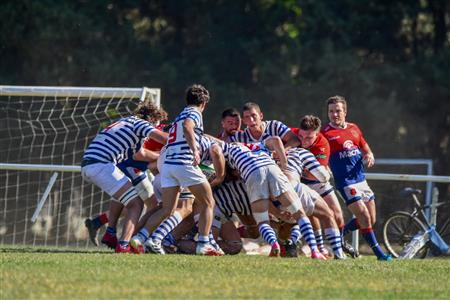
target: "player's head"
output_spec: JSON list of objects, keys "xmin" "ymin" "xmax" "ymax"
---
[
  {"xmin": 326, "ymin": 95, "xmax": 347, "ymax": 127},
  {"xmin": 221, "ymin": 108, "xmax": 241, "ymax": 136},
  {"xmin": 134, "ymin": 99, "xmax": 168, "ymax": 123},
  {"xmin": 298, "ymin": 115, "xmax": 321, "ymax": 148},
  {"xmin": 242, "ymin": 102, "xmax": 263, "ymax": 128},
  {"xmin": 185, "ymin": 84, "xmax": 210, "ymax": 108}
]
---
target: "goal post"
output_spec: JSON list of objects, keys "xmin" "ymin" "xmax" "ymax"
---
[{"xmin": 0, "ymin": 85, "xmax": 160, "ymax": 247}]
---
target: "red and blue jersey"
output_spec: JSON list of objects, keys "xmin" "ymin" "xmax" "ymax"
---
[{"xmin": 321, "ymin": 122, "xmax": 368, "ymax": 188}]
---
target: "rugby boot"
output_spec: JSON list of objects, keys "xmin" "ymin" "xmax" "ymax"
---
[
  {"xmin": 377, "ymin": 254, "xmax": 393, "ymax": 262},
  {"xmin": 311, "ymin": 250, "xmax": 328, "ymax": 260},
  {"xmin": 115, "ymin": 243, "xmax": 131, "ymax": 253},
  {"xmin": 269, "ymin": 242, "xmax": 281, "ymax": 257},
  {"xmin": 145, "ymin": 238, "xmax": 166, "ymax": 255},
  {"xmin": 196, "ymin": 242, "xmax": 223, "ymax": 256},
  {"xmin": 130, "ymin": 236, "xmax": 145, "ymax": 254},
  {"xmin": 342, "ymin": 240, "xmax": 359, "ymax": 258},
  {"xmin": 284, "ymin": 239, "xmax": 298, "ymax": 258},
  {"xmin": 84, "ymin": 218, "xmax": 99, "ymax": 247},
  {"xmin": 101, "ymin": 231, "xmax": 118, "ymax": 249}
]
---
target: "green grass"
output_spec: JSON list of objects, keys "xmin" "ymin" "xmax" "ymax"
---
[{"xmin": 1, "ymin": 246, "xmax": 450, "ymax": 299}]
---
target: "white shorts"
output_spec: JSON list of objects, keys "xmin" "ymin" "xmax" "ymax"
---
[
  {"xmin": 160, "ymin": 162, "xmax": 207, "ymax": 188},
  {"xmin": 245, "ymin": 165, "xmax": 291, "ymax": 203},
  {"xmin": 305, "ymin": 181, "xmax": 335, "ymax": 198},
  {"xmin": 152, "ymin": 173, "xmax": 194, "ymax": 204},
  {"xmin": 339, "ymin": 180, "xmax": 375, "ymax": 205},
  {"xmin": 81, "ymin": 162, "xmax": 129, "ymax": 196},
  {"xmin": 289, "ymin": 178, "xmax": 317, "ymax": 216},
  {"xmin": 298, "ymin": 184, "xmax": 319, "ymax": 216}
]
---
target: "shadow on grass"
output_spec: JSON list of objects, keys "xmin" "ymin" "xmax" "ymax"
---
[{"xmin": 0, "ymin": 246, "xmax": 113, "ymax": 254}]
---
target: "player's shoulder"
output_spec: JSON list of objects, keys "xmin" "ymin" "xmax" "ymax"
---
[{"xmin": 321, "ymin": 123, "xmax": 334, "ymax": 133}]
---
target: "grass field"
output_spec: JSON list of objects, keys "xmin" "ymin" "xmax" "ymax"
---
[{"xmin": 1, "ymin": 246, "xmax": 450, "ymax": 299}]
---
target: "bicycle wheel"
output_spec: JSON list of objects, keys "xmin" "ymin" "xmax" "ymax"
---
[{"xmin": 382, "ymin": 211, "xmax": 428, "ymax": 258}]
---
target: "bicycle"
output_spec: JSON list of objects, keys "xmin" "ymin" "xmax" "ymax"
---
[{"xmin": 382, "ymin": 187, "xmax": 450, "ymax": 259}]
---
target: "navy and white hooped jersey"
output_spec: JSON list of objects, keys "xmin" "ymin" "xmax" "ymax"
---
[
  {"xmin": 286, "ymin": 148, "xmax": 328, "ymax": 183},
  {"xmin": 213, "ymin": 180, "xmax": 252, "ymax": 218},
  {"xmin": 164, "ymin": 106, "xmax": 203, "ymax": 165},
  {"xmin": 230, "ymin": 120, "xmax": 291, "ymax": 143},
  {"xmin": 221, "ymin": 142, "xmax": 275, "ymax": 182},
  {"xmin": 83, "ymin": 116, "xmax": 155, "ymax": 164}
]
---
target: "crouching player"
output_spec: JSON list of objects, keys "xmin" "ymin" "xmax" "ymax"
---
[
  {"xmin": 218, "ymin": 137, "xmax": 324, "ymax": 259},
  {"xmin": 81, "ymin": 100, "xmax": 167, "ymax": 253}
]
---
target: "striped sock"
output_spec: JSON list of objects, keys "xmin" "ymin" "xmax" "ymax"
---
[
  {"xmin": 258, "ymin": 223, "xmax": 278, "ymax": 246},
  {"xmin": 325, "ymin": 228, "xmax": 345, "ymax": 258},
  {"xmin": 198, "ymin": 235, "xmax": 209, "ymax": 243},
  {"xmin": 298, "ymin": 217, "xmax": 318, "ymax": 252},
  {"xmin": 290, "ymin": 225, "xmax": 302, "ymax": 244},
  {"xmin": 314, "ymin": 230, "xmax": 326, "ymax": 252},
  {"xmin": 151, "ymin": 211, "xmax": 183, "ymax": 243},
  {"xmin": 162, "ymin": 233, "xmax": 176, "ymax": 247},
  {"xmin": 136, "ymin": 228, "xmax": 149, "ymax": 243},
  {"xmin": 342, "ymin": 218, "xmax": 359, "ymax": 236},
  {"xmin": 361, "ymin": 227, "xmax": 385, "ymax": 259}
]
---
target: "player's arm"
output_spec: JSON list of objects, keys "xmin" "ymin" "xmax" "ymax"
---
[
  {"xmin": 208, "ymin": 144, "xmax": 226, "ymax": 187},
  {"xmin": 148, "ymin": 129, "xmax": 168, "ymax": 145},
  {"xmin": 264, "ymin": 136, "xmax": 288, "ymax": 170},
  {"xmin": 133, "ymin": 148, "xmax": 160, "ymax": 162},
  {"xmin": 183, "ymin": 118, "xmax": 200, "ymax": 165},
  {"xmin": 361, "ymin": 143, "xmax": 375, "ymax": 168},
  {"xmin": 282, "ymin": 130, "xmax": 301, "ymax": 151}
]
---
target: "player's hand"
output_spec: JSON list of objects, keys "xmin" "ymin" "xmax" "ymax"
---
[
  {"xmin": 192, "ymin": 149, "xmax": 201, "ymax": 166},
  {"xmin": 363, "ymin": 153, "xmax": 375, "ymax": 168}
]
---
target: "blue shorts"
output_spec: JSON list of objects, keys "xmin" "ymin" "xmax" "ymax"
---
[{"xmin": 117, "ymin": 159, "xmax": 149, "ymax": 186}]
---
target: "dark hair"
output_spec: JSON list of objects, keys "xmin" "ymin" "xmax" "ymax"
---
[
  {"xmin": 134, "ymin": 99, "xmax": 168, "ymax": 123},
  {"xmin": 185, "ymin": 84, "xmax": 210, "ymax": 105},
  {"xmin": 299, "ymin": 115, "xmax": 321, "ymax": 131},
  {"xmin": 327, "ymin": 95, "xmax": 347, "ymax": 112},
  {"xmin": 221, "ymin": 107, "xmax": 240, "ymax": 120},
  {"xmin": 242, "ymin": 102, "xmax": 261, "ymax": 113}
]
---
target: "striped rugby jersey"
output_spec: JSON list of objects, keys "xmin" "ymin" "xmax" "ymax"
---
[
  {"xmin": 286, "ymin": 148, "xmax": 325, "ymax": 182},
  {"xmin": 164, "ymin": 106, "xmax": 203, "ymax": 165},
  {"xmin": 221, "ymin": 142, "xmax": 275, "ymax": 182},
  {"xmin": 83, "ymin": 116, "xmax": 155, "ymax": 164},
  {"xmin": 213, "ymin": 180, "xmax": 252, "ymax": 218},
  {"xmin": 230, "ymin": 120, "xmax": 291, "ymax": 143}
]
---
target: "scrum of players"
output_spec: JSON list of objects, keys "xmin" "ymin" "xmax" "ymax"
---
[{"xmin": 82, "ymin": 84, "xmax": 392, "ymax": 261}]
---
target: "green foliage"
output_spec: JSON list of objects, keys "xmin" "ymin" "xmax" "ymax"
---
[
  {"xmin": 2, "ymin": 247, "xmax": 450, "ymax": 299},
  {"xmin": 0, "ymin": 0, "xmax": 449, "ymax": 179}
]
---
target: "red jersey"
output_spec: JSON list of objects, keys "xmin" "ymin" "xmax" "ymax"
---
[
  {"xmin": 321, "ymin": 122, "xmax": 368, "ymax": 188},
  {"xmin": 142, "ymin": 123, "xmax": 168, "ymax": 151},
  {"xmin": 291, "ymin": 128, "xmax": 330, "ymax": 166}
]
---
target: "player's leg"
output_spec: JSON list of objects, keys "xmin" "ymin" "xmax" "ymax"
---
[
  {"xmin": 236, "ymin": 214, "xmax": 259, "ymax": 239},
  {"xmin": 309, "ymin": 216, "xmax": 329, "ymax": 258},
  {"xmin": 188, "ymin": 181, "xmax": 223, "ymax": 255},
  {"xmin": 311, "ymin": 196, "xmax": 345, "ymax": 259},
  {"xmin": 217, "ymin": 221, "xmax": 243, "ymax": 255},
  {"xmin": 276, "ymin": 190, "xmax": 325, "ymax": 260},
  {"xmin": 146, "ymin": 195, "xmax": 194, "ymax": 254},
  {"xmin": 252, "ymin": 199, "xmax": 281, "ymax": 257}
]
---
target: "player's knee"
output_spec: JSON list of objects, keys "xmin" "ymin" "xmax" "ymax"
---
[{"xmin": 117, "ymin": 186, "xmax": 139, "ymax": 207}]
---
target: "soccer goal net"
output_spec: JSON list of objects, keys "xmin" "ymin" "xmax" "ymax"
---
[{"xmin": 0, "ymin": 85, "xmax": 160, "ymax": 247}]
